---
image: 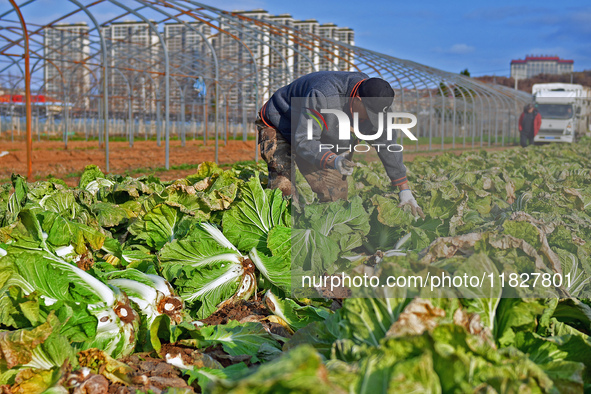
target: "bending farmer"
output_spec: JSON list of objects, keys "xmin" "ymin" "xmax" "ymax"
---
[{"xmin": 256, "ymin": 71, "xmax": 424, "ymax": 218}]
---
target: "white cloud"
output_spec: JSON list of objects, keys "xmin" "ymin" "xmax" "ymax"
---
[
  {"xmin": 448, "ymin": 44, "xmax": 475, "ymax": 54},
  {"xmin": 433, "ymin": 44, "xmax": 475, "ymax": 55}
]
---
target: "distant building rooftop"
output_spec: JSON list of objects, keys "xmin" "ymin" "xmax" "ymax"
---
[
  {"xmin": 510, "ymin": 55, "xmax": 574, "ymax": 79},
  {"xmin": 511, "ymin": 55, "xmax": 573, "ymax": 64}
]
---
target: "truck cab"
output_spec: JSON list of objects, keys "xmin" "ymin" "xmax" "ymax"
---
[{"xmin": 532, "ymin": 83, "xmax": 591, "ymax": 143}]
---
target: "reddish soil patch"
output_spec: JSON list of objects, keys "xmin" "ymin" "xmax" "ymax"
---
[
  {"xmin": 200, "ymin": 297, "xmax": 269, "ymax": 326},
  {"xmin": 0, "ymin": 136, "xmax": 258, "ymax": 185},
  {"xmin": 112, "ymin": 353, "xmax": 194, "ymax": 394}
]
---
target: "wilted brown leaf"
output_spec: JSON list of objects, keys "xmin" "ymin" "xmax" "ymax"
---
[
  {"xmin": 453, "ymin": 308, "xmax": 494, "ymax": 344},
  {"xmin": 419, "ymin": 233, "xmax": 483, "ymax": 264},
  {"xmin": 488, "ymin": 234, "xmax": 546, "ymax": 270},
  {"xmin": 193, "ymin": 177, "xmax": 213, "ymax": 191},
  {"xmin": 0, "ymin": 320, "xmax": 53, "ymax": 369},
  {"xmin": 505, "ymin": 181, "xmax": 516, "ymax": 204},
  {"xmin": 564, "ymin": 188, "xmax": 585, "ymax": 210},
  {"xmin": 449, "ymin": 194, "xmax": 469, "ymax": 236},
  {"xmin": 510, "ymin": 211, "xmax": 555, "ymax": 234},
  {"xmin": 386, "ymin": 299, "xmax": 445, "ymax": 337},
  {"xmin": 10, "ymin": 367, "xmax": 64, "ymax": 394}
]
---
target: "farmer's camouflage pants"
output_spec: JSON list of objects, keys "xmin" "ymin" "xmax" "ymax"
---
[{"xmin": 256, "ymin": 117, "xmax": 347, "ymax": 202}]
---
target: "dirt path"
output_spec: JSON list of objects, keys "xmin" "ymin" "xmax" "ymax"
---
[
  {"xmin": 0, "ymin": 138, "xmax": 258, "ymax": 185},
  {"xmin": 0, "ymin": 136, "xmax": 517, "ymax": 186}
]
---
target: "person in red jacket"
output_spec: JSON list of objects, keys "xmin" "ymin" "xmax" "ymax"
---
[{"xmin": 518, "ymin": 103, "xmax": 541, "ymax": 147}]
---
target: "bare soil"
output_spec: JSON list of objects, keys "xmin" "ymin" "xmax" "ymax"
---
[
  {"xmin": 0, "ymin": 135, "xmax": 516, "ymax": 186},
  {"xmin": 112, "ymin": 352, "xmax": 194, "ymax": 394},
  {"xmin": 0, "ymin": 137, "xmax": 258, "ymax": 185},
  {"xmin": 200, "ymin": 297, "xmax": 270, "ymax": 326}
]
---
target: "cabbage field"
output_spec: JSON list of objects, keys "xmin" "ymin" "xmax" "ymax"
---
[{"xmin": 1, "ymin": 139, "xmax": 591, "ymax": 393}]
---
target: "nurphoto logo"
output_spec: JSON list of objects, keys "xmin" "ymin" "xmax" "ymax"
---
[{"xmin": 305, "ymin": 108, "xmax": 418, "ymax": 153}]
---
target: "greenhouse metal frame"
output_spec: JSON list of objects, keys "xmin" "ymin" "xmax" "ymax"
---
[{"xmin": 0, "ymin": 0, "xmax": 532, "ymax": 177}]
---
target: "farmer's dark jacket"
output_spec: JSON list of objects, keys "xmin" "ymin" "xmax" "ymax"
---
[
  {"xmin": 519, "ymin": 109, "xmax": 542, "ymax": 136},
  {"xmin": 259, "ymin": 71, "xmax": 408, "ymax": 187}
]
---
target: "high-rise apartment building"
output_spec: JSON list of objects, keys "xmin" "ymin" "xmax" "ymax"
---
[
  {"xmin": 268, "ymin": 14, "xmax": 295, "ymax": 74},
  {"xmin": 43, "ymin": 23, "xmax": 90, "ymax": 103},
  {"xmin": 102, "ymin": 21, "xmax": 160, "ymax": 114},
  {"xmin": 43, "ymin": 11, "xmax": 356, "ymax": 119},
  {"xmin": 218, "ymin": 10, "xmax": 272, "ymax": 106},
  {"xmin": 165, "ymin": 22, "xmax": 212, "ymax": 116},
  {"xmin": 318, "ymin": 23, "xmax": 339, "ymax": 72},
  {"xmin": 293, "ymin": 19, "xmax": 320, "ymax": 76},
  {"xmin": 165, "ymin": 22, "xmax": 211, "ymax": 55},
  {"xmin": 335, "ymin": 27, "xmax": 355, "ymax": 71}
]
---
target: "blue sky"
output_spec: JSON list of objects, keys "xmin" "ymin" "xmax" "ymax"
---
[
  {"xmin": 200, "ymin": 0, "xmax": 591, "ymax": 76},
  {"xmin": 5, "ymin": 0, "xmax": 590, "ymax": 77}
]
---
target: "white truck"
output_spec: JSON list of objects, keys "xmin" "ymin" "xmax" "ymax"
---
[{"xmin": 532, "ymin": 83, "xmax": 591, "ymax": 143}]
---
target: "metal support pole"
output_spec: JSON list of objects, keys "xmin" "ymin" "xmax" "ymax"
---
[
  {"xmin": 255, "ymin": 83, "xmax": 259, "ymax": 162},
  {"xmin": 129, "ymin": 95, "xmax": 133, "ymax": 147},
  {"xmin": 215, "ymin": 83, "xmax": 219, "ymax": 164},
  {"xmin": 192, "ymin": 101, "xmax": 196, "ymax": 140},
  {"xmin": 180, "ymin": 89, "xmax": 185, "ymax": 147},
  {"xmin": 242, "ymin": 87, "xmax": 247, "ymax": 142},
  {"xmin": 440, "ymin": 86, "xmax": 445, "ymax": 151},
  {"xmin": 452, "ymin": 93, "xmax": 456, "ymax": 149},
  {"xmin": 493, "ymin": 102, "xmax": 499, "ymax": 146},
  {"xmin": 204, "ymin": 97, "xmax": 208, "ymax": 145},
  {"xmin": 64, "ymin": 87, "xmax": 69, "ymax": 150},
  {"xmin": 156, "ymin": 100, "xmax": 161, "ymax": 146},
  {"xmin": 165, "ymin": 74, "xmax": 170, "ymax": 170},
  {"xmin": 102, "ymin": 54, "xmax": 108, "ymax": 171},
  {"xmin": 9, "ymin": 0, "xmax": 32, "ymax": 179},
  {"xmin": 428, "ymin": 94, "xmax": 433, "ymax": 151},
  {"xmin": 224, "ymin": 95, "xmax": 228, "ymax": 145}
]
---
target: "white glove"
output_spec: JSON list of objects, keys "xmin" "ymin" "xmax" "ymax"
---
[
  {"xmin": 398, "ymin": 189, "xmax": 425, "ymax": 219},
  {"xmin": 334, "ymin": 153, "xmax": 354, "ymax": 176}
]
